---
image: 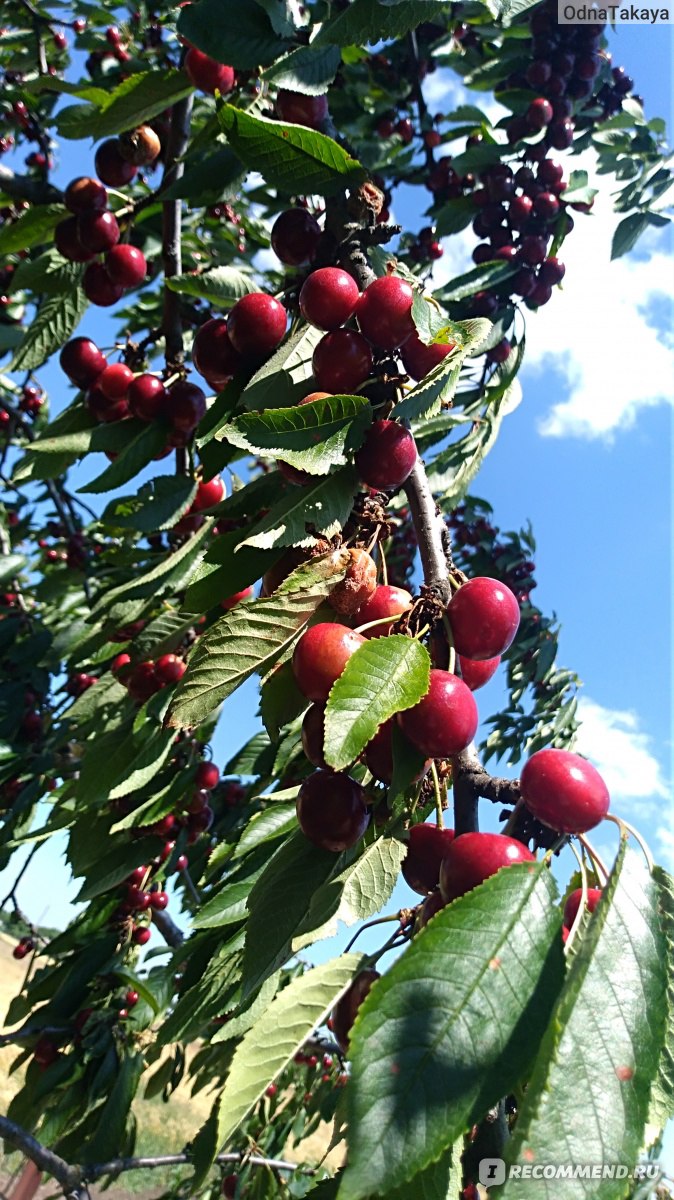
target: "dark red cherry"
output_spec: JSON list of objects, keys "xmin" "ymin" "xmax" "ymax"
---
[
  {"xmin": 271, "ymin": 208, "xmax": 321, "ymax": 267},
  {"xmin": 193, "ymin": 317, "xmax": 243, "ymax": 384},
  {"xmin": 55, "ymin": 217, "xmax": 94, "ymax": 263},
  {"xmin": 195, "ymin": 762, "xmax": 220, "ymax": 790},
  {"xmin": 95, "ymin": 139, "xmax": 137, "ymax": 187},
  {"xmin": 64, "ymin": 176, "xmax": 108, "ymax": 214},
  {"xmin": 312, "ymin": 329, "xmax": 373, "ymax": 393},
  {"xmin": 83, "ymin": 263, "xmax": 124, "ymax": 307},
  {"xmin": 60, "ymin": 337, "xmax": 106, "ymax": 386},
  {"xmin": 331, "ymin": 969, "xmax": 379, "ymax": 1053},
  {"xmin": 439, "ymin": 832, "xmax": 535, "ymax": 902},
  {"xmin": 299, "ymin": 267, "xmax": 360, "ymax": 331},
  {"xmin": 296, "ymin": 770, "xmax": 370, "ymax": 852},
  {"xmin": 77, "ymin": 209, "xmax": 120, "ymax": 254},
  {"xmin": 301, "ymin": 704, "xmax": 328, "ymax": 770},
  {"xmin": 105, "ymin": 244, "xmax": 147, "ymax": 287},
  {"xmin": 227, "ymin": 293, "xmax": 287, "ymax": 359},
  {"xmin": 128, "ymin": 374, "xmax": 166, "ymax": 421},
  {"xmin": 355, "ymin": 420, "xmax": 417, "ymax": 491},
  {"xmin": 165, "ymin": 381, "xmax": 207, "ymax": 433},
  {"xmin": 447, "ymin": 577, "xmax": 520, "ymax": 660},
  {"xmin": 184, "ymin": 47, "xmax": 235, "ymax": 94},
  {"xmin": 275, "ymin": 89, "xmax": 329, "ymax": 130},
  {"xmin": 402, "ymin": 822, "xmax": 456, "ymax": 895}
]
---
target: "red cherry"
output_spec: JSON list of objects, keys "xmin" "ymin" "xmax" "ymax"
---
[
  {"xmin": 296, "ymin": 770, "xmax": 370, "ymax": 852},
  {"xmin": 188, "ymin": 805, "xmax": 213, "ymax": 835},
  {"xmin": 520, "ymin": 748, "xmax": 610, "ymax": 834},
  {"xmin": 105, "ymin": 244, "xmax": 147, "ymax": 287},
  {"xmin": 55, "ymin": 217, "xmax": 94, "ymax": 263},
  {"xmin": 193, "ymin": 318, "xmax": 243, "ymax": 383},
  {"xmin": 126, "ymin": 661, "xmax": 161, "ymax": 703},
  {"xmin": 448, "ymin": 577, "xmax": 520, "ymax": 661},
  {"xmin": 312, "ymin": 330, "xmax": 373, "ymax": 393},
  {"xmin": 533, "ymin": 191, "xmax": 560, "ymax": 222},
  {"xmin": 192, "ymin": 476, "xmax": 226, "ymax": 511},
  {"xmin": 175, "ymin": 854, "xmax": 189, "ymax": 871},
  {"xmin": 33, "ymin": 1035, "xmax": 59, "ymax": 1066},
  {"xmin": 127, "ymin": 865, "xmax": 147, "ymax": 886},
  {"xmin": 126, "ymin": 885, "xmax": 151, "ymax": 911},
  {"xmin": 402, "ymin": 823, "xmax": 456, "ymax": 895},
  {"xmin": 355, "ymin": 420, "xmax": 417, "ymax": 491},
  {"xmin": 458, "ymin": 655, "xmax": 500, "ymax": 691},
  {"xmin": 563, "ymin": 887, "xmax": 602, "ymax": 928},
  {"xmin": 299, "ymin": 267, "xmax": 360, "ymax": 331},
  {"xmin": 222, "ymin": 1174, "xmax": 238, "ymax": 1199},
  {"xmin": 132, "ymin": 926, "xmax": 151, "ymax": 945},
  {"xmin": 195, "ymin": 761, "xmax": 220, "ymax": 790},
  {"xmin": 227, "ymin": 293, "xmax": 287, "ymax": 359},
  {"xmin": 64, "ymin": 176, "xmax": 107, "ymax": 214},
  {"xmin": 539, "ymin": 256, "xmax": 565, "ymax": 286},
  {"xmin": 398, "ymin": 668, "xmax": 478, "ymax": 758},
  {"xmin": 165, "ymin": 381, "xmax": 206, "ymax": 433},
  {"xmin": 155, "ymin": 654, "xmax": 186, "ymax": 685},
  {"xmin": 77, "ymin": 209, "xmax": 120, "ymax": 254},
  {"xmin": 363, "ymin": 719, "xmax": 394, "ymax": 784},
  {"xmin": 301, "ymin": 703, "xmax": 328, "ymax": 769},
  {"xmin": 220, "ymin": 586, "xmax": 254, "ymax": 610},
  {"xmin": 95, "ymin": 139, "xmax": 137, "ymax": 187},
  {"xmin": 60, "ymin": 337, "xmax": 106, "ymax": 386},
  {"xmin": 526, "ymin": 97, "xmax": 554, "ymax": 130},
  {"xmin": 401, "ymin": 332, "xmax": 455, "ymax": 381},
  {"xmin": 548, "ymin": 119, "xmax": 574, "ymax": 150},
  {"xmin": 354, "ymin": 584, "xmax": 412, "ymax": 636},
  {"xmin": 150, "ymin": 890, "xmax": 169, "ymax": 910},
  {"xmin": 128, "ymin": 374, "xmax": 166, "ymax": 421},
  {"xmin": 185, "ymin": 47, "xmax": 235, "ymax": 95},
  {"xmin": 292, "ymin": 623, "xmax": 365, "ymax": 702},
  {"xmin": 275, "ymin": 89, "xmax": 329, "ymax": 129},
  {"xmin": 111, "ymin": 652, "xmax": 132, "ymax": 678},
  {"xmin": 83, "ymin": 263, "xmax": 124, "ymax": 307},
  {"xmin": 508, "ymin": 195, "xmax": 533, "ymax": 229},
  {"xmin": 357, "ymin": 275, "xmax": 415, "ymax": 350},
  {"xmin": 125, "ymin": 989, "xmax": 139, "ymax": 1007},
  {"xmin": 265, "ymin": 1083, "xmax": 278, "ymax": 1098},
  {"xmin": 439, "ymin": 832, "xmax": 535, "ymax": 902},
  {"xmin": 331, "ymin": 969, "xmax": 379, "ymax": 1053},
  {"xmin": 395, "ymin": 117, "xmax": 414, "ymax": 144},
  {"xmin": 538, "ymin": 159, "xmax": 564, "ymax": 186},
  {"xmin": 519, "ymin": 235, "xmax": 548, "ymax": 266},
  {"xmin": 99, "ymin": 363, "xmax": 133, "ymax": 401},
  {"xmin": 486, "ymin": 338, "xmax": 511, "ymax": 365},
  {"xmin": 271, "ymin": 208, "xmax": 322, "ymax": 266},
  {"xmin": 88, "ymin": 383, "xmax": 128, "ymax": 423}
]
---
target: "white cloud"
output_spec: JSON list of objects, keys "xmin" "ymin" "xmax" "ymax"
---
[{"xmin": 574, "ymin": 696, "xmax": 670, "ymax": 804}]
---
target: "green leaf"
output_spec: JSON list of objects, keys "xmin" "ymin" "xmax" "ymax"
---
[
  {"xmin": 388, "ymin": 1145, "xmax": 462, "ymax": 1200},
  {"xmin": 165, "ymin": 549, "xmax": 350, "ymax": 729},
  {"xmin": 11, "ymin": 248, "xmax": 81, "ymax": 296},
  {"xmin": 192, "ymin": 876, "xmax": 261, "ymax": 930},
  {"xmin": 177, "ymin": 0, "xmax": 291, "ymax": 69},
  {"xmin": 314, "ymin": 0, "xmax": 449, "ymax": 46},
  {"xmin": 101, "ymin": 476, "xmax": 198, "ymax": 532},
  {"xmin": 56, "ymin": 70, "xmax": 193, "ymax": 139},
  {"xmin": 646, "ymin": 867, "xmax": 674, "ymax": 1134},
  {"xmin": 75, "ymin": 836, "xmax": 164, "ymax": 902},
  {"xmin": 499, "ymin": 847, "xmax": 667, "ymax": 1199},
  {"xmin": 160, "ymin": 146, "xmax": 246, "ymax": 204},
  {"xmin": 434, "ymin": 196, "xmax": 477, "ymax": 238},
  {"xmin": 220, "ymin": 395, "xmax": 371, "ymax": 473},
  {"xmin": 93, "ymin": 518, "xmax": 215, "ymax": 614},
  {"xmin": 193, "ymin": 954, "xmax": 363, "ymax": 1185},
  {"xmin": 611, "ymin": 212, "xmax": 652, "ymax": 259},
  {"xmin": 240, "ymin": 324, "xmax": 324, "ymax": 411},
  {"xmin": 184, "ymin": 532, "xmax": 275, "ymax": 613},
  {"xmin": 293, "ymin": 837, "xmax": 407, "ymax": 951},
  {"xmin": 438, "ymin": 261, "xmax": 517, "ymax": 303},
  {"xmin": 217, "ymin": 104, "xmax": 367, "ymax": 197},
  {"xmin": 0, "ymin": 205, "xmax": 65, "ymax": 256},
  {"xmin": 394, "ymin": 319, "xmax": 492, "ymax": 422},
  {"xmin": 240, "ymin": 465, "xmax": 358, "ymax": 550},
  {"xmin": 165, "ymin": 266, "xmax": 255, "ymax": 305},
  {"xmin": 79, "ymin": 423, "xmax": 171, "ymax": 494},
  {"xmin": 324, "ymin": 636, "xmax": 431, "ymax": 771},
  {"xmin": 234, "ymin": 803, "xmax": 298, "ymax": 860},
  {"xmin": 84, "ymin": 1052, "xmax": 144, "ymax": 1162},
  {"xmin": 0, "ymin": 554, "xmax": 26, "ymax": 585},
  {"xmin": 264, "ymin": 44, "xmax": 342, "ymax": 94},
  {"xmin": 11, "ymin": 276, "xmax": 87, "ymax": 371},
  {"xmin": 260, "ymin": 660, "xmax": 307, "ymax": 741},
  {"xmin": 341, "ymin": 863, "xmax": 564, "ymax": 1200}
]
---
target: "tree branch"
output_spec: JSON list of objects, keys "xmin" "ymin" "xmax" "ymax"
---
[
  {"xmin": 0, "ymin": 164, "xmax": 62, "ymax": 204},
  {"xmin": 151, "ymin": 907, "xmax": 185, "ymax": 946},
  {"xmin": 160, "ymin": 93, "xmax": 194, "ymax": 477},
  {"xmin": 0, "ymin": 1116, "xmax": 80, "ymax": 1195},
  {"xmin": 452, "ymin": 746, "xmax": 521, "ymax": 835}
]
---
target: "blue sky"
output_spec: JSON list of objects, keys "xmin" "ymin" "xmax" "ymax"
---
[{"xmin": 1, "ymin": 20, "xmax": 673, "ymax": 1156}]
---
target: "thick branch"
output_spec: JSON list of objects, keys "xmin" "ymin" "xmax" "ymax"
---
[
  {"xmin": 404, "ymin": 459, "xmax": 451, "ymax": 600},
  {"xmin": 0, "ymin": 1116, "xmax": 80, "ymax": 1194},
  {"xmin": 0, "ymin": 164, "xmax": 62, "ymax": 204},
  {"xmin": 452, "ymin": 746, "xmax": 521, "ymax": 835},
  {"xmin": 151, "ymin": 907, "xmax": 185, "ymax": 946}
]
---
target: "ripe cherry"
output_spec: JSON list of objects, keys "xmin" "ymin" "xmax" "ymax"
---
[
  {"xmin": 520, "ymin": 748, "xmax": 610, "ymax": 834},
  {"xmin": 533, "ymin": 191, "xmax": 560, "ymax": 222},
  {"xmin": 356, "ymin": 420, "xmax": 417, "ymax": 491},
  {"xmin": 99, "ymin": 362, "xmax": 133, "ymax": 401},
  {"xmin": 539, "ymin": 256, "xmax": 566, "ymax": 285},
  {"xmin": 193, "ymin": 318, "xmax": 243, "ymax": 386},
  {"xmin": 292, "ymin": 623, "xmax": 365, "ymax": 701},
  {"xmin": 132, "ymin": 926, "xmax": 151, "ymax": 946},
  {"xmin": 297, "ymin": 770, "xmax": 370, "ymax": 851},
  {"xmin": 126, "ymin": 886, "xmax": 151, "ymax": 911},
  {"xmin": 331, "ymin": 969, "xmax": 379, "ymax": 1053},
  {"xmin": 401, "ymin": 332, "xmax": 455, "ymax": 381},
  {"xmin": 33, "ymin": 1036, "xmax": 59, "ymax": 1067},
  {"xmin": 155, "ymin": 654, "xmax": 186, "ymax": 685},
  {"xmin": 111, "ymin": 652, "xmax": 132, "ymax": 678},
  {"xmin": 398, "ymin": 669, "xmax": 478, "ymax": 758},
  {"xmin": 165, "ymin": 381, "xmax": 207, "ymax": 433},
  {"xmin": 128, "ymin": 374, "xmax": 166, "ymax": 421},
  {"xmin": 312, "ymin": 329, "xmax": 373, "ymax": 393},
  {"xmin": 276, "ymin": 89, "xmax": 329, "ymax": 129},
  {"xmin": 418, "ymin": 888, "xmax": 446, "ymax": 928},
  {"xmin": 458, "ymin": 655, "xmax": 500, "ymax": 691},
  {"xmin": 548, "ymin": 119, "xmax": 574, "ymax": 150},
  {"xmin": 127, "ymin": 661, "xmax": 161, "ymax": 703},
  {"xmin": 150, "ymin": 890, "xmax": 169, "ymax": 910},
  {"xmin": 563, "ymin": 887, "xmax": 602, "ymax": 928},
  {"xmin": 192, "ymin": 475, "xmax": 226, "ymax": 511},
  {"xmin": 353, "ymin": 584, "xmax": 412, "ymax": 636},
  {"xmin": 271, "ymin": 208, "xmax": 322, "ymax": 267},
  {"xmin": 448, "ymin": 577, "xmax": 520, "ymax": 661},
  {"xmin": 363, "ymin": 719, "xmax": 425, "ymax": 785},
  {"xmin": 95, "ymin": 139, "xmax": 137, "ymax": 187},
  {"xmin": 60, "ymin": 337, "xmax": 106, "ymax": 386},
  {"xmin": 222, "ymin": 1175, "xmax": 238, "ymax": 1199},
  {"xmin": 357, "ymin": 275, "xmax": 415, "ymax": 350},
  {"xmin": 299, "ymin": 267, "xmax": 360, "ymax": 331},
  {"xmin": 125, "ymin": 989, "xmax": 139, "ymax": 1007},
  {"xmin": 328, "ymin": 548, "xmax": 377, "ymax": 616},
  {"xmin": 105, "ymin": 244, "xmax": 147, "ymax": 287},
  {"xmin": 83, "ymin": 263, "xmax": 124, "ymax": 307},
  {"xmin": 519, "ymin": 235, "xmax": 547, "ymax": 266},
  {"xmin": 185, "ymin": 47, "xmax": 235, "ymax": 95},
  {"xmin": 195, "ymin": 762, "xmax": 220, "ymax": 790},
  {"xmin": 402, "ymin": 823, "xmax": 456, "ymax": 895},
  {"xmin": 221, "ymin": 587, "xmax": 254, "ymax": 610},
  {"xmin": 527, "ymin": 97, "xmax": 554, "ymax": 130},
  {"xmin": 227, "ymin": 293, "xmax": 287, "ymax": 359},
  {"xmin": 64, "ymin": 176, "xmax": 107, "ymax": 214},
  {"xmin": 55, "ymin": 217, "xmax": 94, "ymax": 263},
  {"xmin": 301, "ymin": 703, "xmax": 328, "ymax": 769},
  {"xmin": 77, "ymin": 209, "xmax": 120, "ymax": 254},
  {"xmin": 439, "ymin": 832, "xmax": 535, "ymax": 902}
]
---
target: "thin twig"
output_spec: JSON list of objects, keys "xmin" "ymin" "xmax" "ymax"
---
[{"xmin": 160, "ymin": 92, "xmax": 194, "ymax": 478}]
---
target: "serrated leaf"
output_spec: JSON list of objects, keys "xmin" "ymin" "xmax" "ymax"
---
[
  {"xmin": 394, "ymin": 319, "xmax": 492, "ymax": 422},
  {"xmin": 646, "ymin": 867, "xmax": 674, "ymax": 1134},
  {"xmin": 84, "ymin": 1052, "xmax": 144, "ymax": 1162},
  {"xmin": 0, "ymin": 205, "xmax": 66, "ymax": 256},
  {"xmin": 75, "ymin": 837, "xmax": 164, "ymax": 901},
  {"xmin": 165, "ymin": 266, "xmax": 255, "ymax": 305},
  {"xmin": 93, "ymin": 518, "xmax": 215, "ymax": 615},
  {"xmin": 438, "ymin": 262, "xmax": 517, "ymax": 303},
  {"xmin": 160, "ymin": 146, "xmax": 246, "ymax": 204},
  {"xmin": 260, "ymin": 660, "xmax": 307, "ymax": 741},
  {"xmin": 11, "ymin": 248, "xmax": 81, "ymax": 295},
  {"xmin": 56, "ymin": 70, "xmax": 193, "ymax": 139},
  {"xmin": 219, "ymin": 394, "xmax": 371, "ymax": 473},
  {"xmin": 434, "ymin": 196, "xmax": 477, "ymax": 238},
  {"xmin": 324, "ymin": 636, "xmax": 430, "ymax": 771},
  {"xmin": 293, "ymin": 837, "xmax": 407, "ymax": 951},
  {"xmin": 211, "ymin": 970, "xmax": 282, "ymax": 1044},
  {"xmin": 499, "ymin": 847, "xmax": 667, "ymax": 1199},
  {"xmin": 193, "ymin": 877, "xmax": 261, "ymax": 929},
  {"xmin": 193, "ymin": 954, "xmax": 363, "ymax": 1185},
  {"xmin": 78, "ymin": 423, "xmax": 169, "ymax": 494},
  {"xmin": 102, "ymin": 476, "xmax": 198, "ymax": 532},
  {"xmin": 314, "ymin": 0, "xmax": 449, "ymax": 46},
  {"xmin": 217, "ymin": 104, "xmax": 367, "ymax": 196},
  {"xmin": 234, "ymin": 804, "xmax": 298, "ymax": 860},
  {"xmin": 264, "ymin": 44, "xmax": 342, "ymax": 94},
  {"xmin": 240, "ymin": 324, "xmax": 324, "ymax": 411},
  {"xmin": 184, "ymin": 531, "xmax": 274, "ymax": 614},
  {"xmin": 166, "ymin": 550, "xmax": 350, "ymax": 729},
  {"xmin": 611, "ymin": 212, "xmax": 652, "ymax": 259},
  {"xmin": 177, "ymin": 0, "xmax": 291, "ymax": 69},
  {"xmin": 11, "ymin": 277, "xmax": 87, "ymax": 371},
  {"xmin": 240, "ymin": 464, "xmax": 358, "ymax": 550},
  {"xmin": 341, "ymin": 863, "xmax": 563, "ymax": 1200}
]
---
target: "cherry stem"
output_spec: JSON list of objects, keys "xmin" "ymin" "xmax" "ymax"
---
[
  {"xmin": 431, "ymin": 761, "xmax": 444, "ymax": 829},
  {"xmin": 575, "ymin": 833, "xmax": 610, "ymax": 882},
  {"xmin": 353, "ymin": 615, "xmax": 398, "ymax": 636},
  {"xmin": 565, "ymin": 840, "xmax": 589, "ymax": 954},
  {"xmin": 442, "ymin": 614, "xmax": 456, "ymax": 675},
  {"xmin": 502, "ymin": 797, "xmax": 525, "ymax": 837},
  {"xmin": 343, "ymin": 913, "xmax": 402, "ymax": 954},
  {"xmin": 379, "ymin": 540, "xmax": 388, "ymax": 586},
  {"xmin": 603, "ymin": 814, "xmax": 654, "ymax": 873}
]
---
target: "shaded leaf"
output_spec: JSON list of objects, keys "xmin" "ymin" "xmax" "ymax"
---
[
  {"xmin": 314, "ymin": 0, "xmax": 449, "ymax": 46},
  {"xmin": 166, "ymin": 266, "xmax": 255, "ymax": 305},
  {"xmin": 101, "ymin": 476, "xmax": 198, "ymax": 532},
  {"xmin": 56, "ymin": 70, "xmax": 193, "ymax": 139},
  {"xmin": 240, "ymin": 465, "xmax": 358, "ymax": 550},
  {"xmin": 293, "ymin": 837, "xmax": 407, "ymax": 951},
  {"xmin": 79, "ymin": 423, "xmax": 172, "ymax": 494},
  {"xmin": 264, "ymin": 44, "xmax": 342, "ymax": 95},
  {"xmin": 240, "ymin": 324, "xmax": 324, "ymax": 411},
  {"xmin": 0, "ymin": 205, "xmax": 65, "ymax": 256},
  {"xmin": 177, "ymin": 0, "xmax": 291, "ymax": 69},
  {"xmin": 11, "ymin": 276, "xmax": 87, "ymax": 371}
]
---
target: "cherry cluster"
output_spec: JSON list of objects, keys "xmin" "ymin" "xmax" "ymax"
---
[
  {"xmin": 111, "ymin": 649, "xmax": 186, "ymax": 702},
  {"xmin": 56, "ymin": 173, "xmax": 147, "ymax": 307},
  {"xmin": 190, "ymin": 289, "xmax": 288, "ymax": 392}
]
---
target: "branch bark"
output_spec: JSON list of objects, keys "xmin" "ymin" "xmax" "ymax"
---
[
  {"xmin": 160, "ymin": 93, "xmax": 194, "ymax": 477},
  {"xmin": 0, "ymin": 165, "xmax": 62, "ymax": 204},
  {"xmin": 151, "ymin": 907, "xmax": 185, "ymax": 947}
]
